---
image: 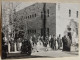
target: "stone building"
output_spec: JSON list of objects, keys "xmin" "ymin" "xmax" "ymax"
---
[
  {"xmin": 14, "ymin": 3, "xmax": 56, "ymax": 38},
  {"xmin": 56, "ymin": 3, "xmax": 79, "ymax": 44}
]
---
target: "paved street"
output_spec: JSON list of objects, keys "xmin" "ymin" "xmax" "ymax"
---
[{"xmin": 4, "ymin": 49, "xmax": 78, "ymax": 59}]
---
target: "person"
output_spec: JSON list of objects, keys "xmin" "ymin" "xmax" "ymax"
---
[
  {"xmin": 62, "ymin": 35, "xmax": 67, "ymax": 51},
  {"xmin": 50, "ymin": 35, "xmax": 56, "ymax": 50},
  {"xmin": 67, "ymin": 28, "xmax": 72, "ymax": 43},
  {"xmin": 30, "ymin": 36, "xmax": 33, "ymax": 47},
  {"xmin": 57, "ymin": 34, "xmax": 62, "ymax": 50},
  {"xmin": 10, "ymin": 37, "xmax": 15, "ymax": 51},
  {"xmin": 66, "ymin": 35, "xmax": 71, "ymax": 51},
  {"xmin": 50, "ymin": 35, "xmax": 53, "ymax": 49},
  {"xmin": 53, "ymin": 35, "xmax": 56, "ymax": 50},
  {"xmin": 62, "ymin": 35, "xmax": 71, "ymax": 51},
  {"xmin": 17, "ymin": 38, "xmax": 22, "ymax": 51},
  {"xmin": 46, "ymin": 36, "xmax": 49, "ymax": 51},
  {"xmin": 32, "ymin": 35, "xmax": 37, "ymax": 46},
  {"xmin": 37, "ymin": 37, "xmax": 41, "ymax": 52},
  {"xmin": 49, "ymin": 35, "xmax": 51, "ymax": 47},
  {"xmin": 2, "ymin": 32, "xmax": 7, "ymax": 58},
  {"xmin": 32, "ymin": 35, "xmax": 37, "ymax": 52}
]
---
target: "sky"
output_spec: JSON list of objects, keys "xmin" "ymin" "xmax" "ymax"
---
[{"xmin": 15, "ymin": 2, "xmax": 36, "ymax": 11}]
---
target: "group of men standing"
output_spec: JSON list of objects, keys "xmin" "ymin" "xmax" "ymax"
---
[{"xmin": 29, "ymin": 33, "xmax": 72, "ymax": 52}]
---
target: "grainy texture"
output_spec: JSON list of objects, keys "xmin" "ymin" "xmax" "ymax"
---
[{"xmin": 0, "ymin": 0, "xmax": 80, "ymax": 60}]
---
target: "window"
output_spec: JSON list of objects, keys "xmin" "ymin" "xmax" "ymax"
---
[
  {"xmin": 41, "ymin": 11, "xmax": 43, "ymax": 19},
  {"xmin": 47, "ymin": 9, "xmax": 49, "ymax": 17},
  {"xmin": 47, "ymin": 28, "xmax": 49, "ymax": 36},
  {"xmin": 35, "ymin": 30, "xmax": 36, "ymax": 33},
  {"xmin": 27, "ymin": 29, "xmax": 36, "ymax": 34},
  {"xmin": 30, "ymin": 15, "xmax": 31, "ymax": 18},
  {"xmin": 76, "ymin": 11, "xmax": 78, "ymax": 18},
  {"xmin": 35, "ymin": 14, "xmax": 36, "ymax": 17},
  {"xmin": 69, "ymin": 9, "xmax": 71, "ymax": 17},
  {"xmin": 28, "ymin": 16, "xmax": 29, "ymax": 19}
]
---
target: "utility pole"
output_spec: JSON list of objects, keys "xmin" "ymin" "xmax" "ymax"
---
[{"xmin": 43, "ymin": 3, "xmax": 46, "ymax": 41}]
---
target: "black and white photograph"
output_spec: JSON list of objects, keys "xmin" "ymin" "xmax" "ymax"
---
[{"xmin": 1, "ymin": 1, "xmax": 79, "ymax": 59}]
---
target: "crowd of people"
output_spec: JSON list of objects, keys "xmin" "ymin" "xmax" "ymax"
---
[
  {"xmin": 29, "ymin": 33, "xmax": 73, "ymax": 52},
  {"xmin": 2, "ymin": 32, "xmax": 78, "ymax": 53}
]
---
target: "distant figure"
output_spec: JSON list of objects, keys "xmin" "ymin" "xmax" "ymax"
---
[
  {"xmin": 67, "ymin": 31, "xmax": 72, "ymax": 43},
  {"xmin": 62, "ymin": 35, "xmax": 71, "ymax": 51},
  {"xmin": 62, "ymin": 35, "xmax": 67, "ymax": 51},
  {"xmin": 32, "ymin": 35, "xmax": 37, "ymax": 52},
  {"xmin": 67, "ymin": 28, "xmax": 72, "ymax": 43},
  {"xmin": 44, "ymin": 36, "xmax": 49, "ymax": 51},
  {"xmin": 49, "ymin": 35, "xmax": 51, "ymax": 47},
  {"xmin": 57, "ymin": 34, "xmax": 62, "ymax": 50},
  {"xmin": 50, "ymin": 35, "xmax": 53, "ymax": 49},
  {"xmin": 50, "ymin": 35, "xmax": 56, "ymax": 50},
  {"xmin": 37, "ymin": 37, "xmax": 42, "ymax": 52},
  {"xmin": 30, "ymin": 36, "xmax": 33, "ymax": 47},
  {"xmin": 53, "ymin": 35, "xmax": 56, "ymax": 50},
  {"xmin": 32, "ymin": 35, "xmax": 37, "ymax": 46},
  {"xmin": 17, "ymin": 38, "xmax": 22, "ymax": 51},
  {"xmin": 66, "ymin": 35, "xmax": 71, "ymax": 51}
]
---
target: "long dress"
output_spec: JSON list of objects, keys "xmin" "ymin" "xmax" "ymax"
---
[
  {"xmin": 62, "ymin": 36, "xmax": 67, "ymax": 51},
  {"xmin": 66, "ymin": 36, "xmax": 71, "ymax": 51}
]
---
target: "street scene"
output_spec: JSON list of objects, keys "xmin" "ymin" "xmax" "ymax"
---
[{"xmin": 1, "ymin": 1, "xmax": 79, "ymax": 59}]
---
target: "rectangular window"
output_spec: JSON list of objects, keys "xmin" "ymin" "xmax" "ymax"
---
[
  {"xmin": 41, "ymin": 11, "xmax": 43, "ymax": 19},
  {"xmin": 28, "ymin": 16, "xmax": 29, "ymax": 19},
  {"xmin": 30, "ymin": 15, "xmax": 31, "ymax": 18},
  {"xmin": 69, "ymin": 9, "xmax": 71, "ymax": 17},
  {"xmin": 76, "ymin": 11, "xmax": 78, "ymax": 18},
  {"xmin": 47, "ymin": 9, "xmax": 49, "ymax": 17},
  {"xmin": 35, "ymin": 14, "xmax": 36, "ymax": 17},
  {"xmin": 35, "ymin": 30, "xmax": 36, "ymax": 33},
  {"xmin": 47, "ymin": 28, "xmax": 49, "ymax": 36}
]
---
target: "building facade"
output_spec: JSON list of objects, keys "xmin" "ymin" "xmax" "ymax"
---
[
  {"xmin": 14, "ymin": 3, "xmax": 56, "ymax": 38},
  {"xmin": 56, "ymin": 3, "xmax": 79, "ymax": 43}
]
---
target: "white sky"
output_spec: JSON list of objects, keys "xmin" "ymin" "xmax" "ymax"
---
[{"xmin": 15, "ymin": 2, "xmax": 36, "ymax": 11}]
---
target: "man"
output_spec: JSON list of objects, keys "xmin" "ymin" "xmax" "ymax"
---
[
  {"xmin": 50, "ymin": 35, "xmax": 54, "ymax": 49},
  {"xmin": 32, "ymin": 35, "xmax": 37, "ymax": 52},
  {"xmin": 50, "ymin": 35, "xmax": 56, "ymax": 50},
  {"xmin": 53, "ymin": 35, "xmax": 56, "ymax": 50},
  {"xmin": 66, "ymin": 35, "xmax": 71, "ymax": 51},
  {"xmin": 62, "ymin": 35, "xmax": 67, "ymax": 51},
  {"xmin": 32, "ymin": 35, "xmax": 37, "ymax": 46},
  {"xmin": 57, "ymin": 34, "xmax": 62, "ymax": 50}
]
